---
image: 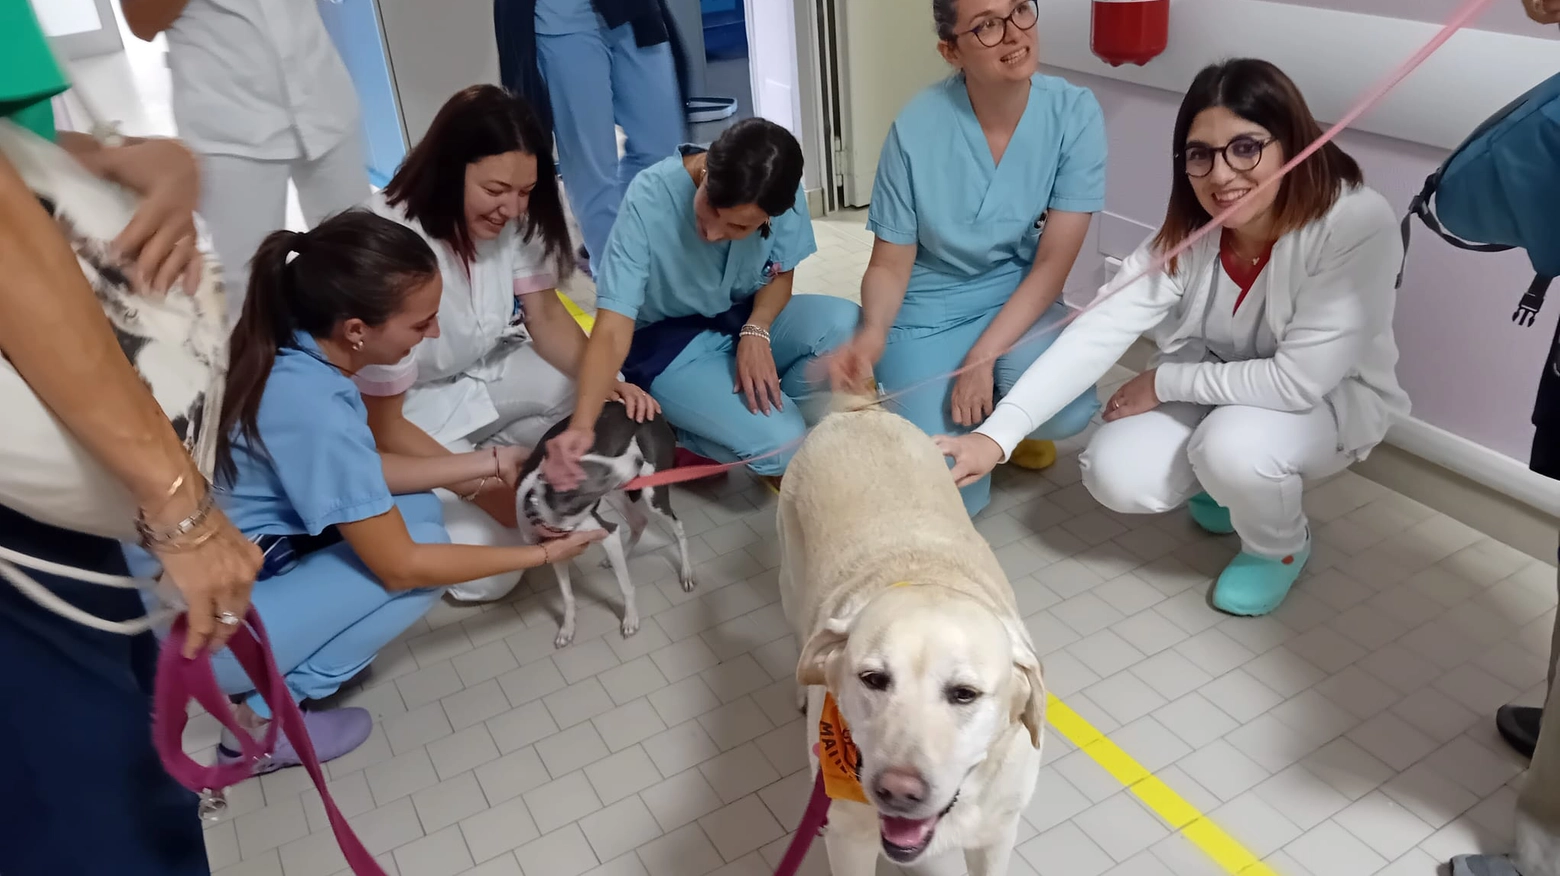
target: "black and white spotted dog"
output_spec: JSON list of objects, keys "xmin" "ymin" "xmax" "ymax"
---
[{"xmin": 515, "ymin": 403, "xmax": 695, "ymax": 648}]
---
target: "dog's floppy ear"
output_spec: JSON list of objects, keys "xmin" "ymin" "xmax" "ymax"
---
[
  {"xmin": 1002, "ymin": 616, "xmax": 1047, "ymax": 748},
  {"xmin": 796, "ymin": 616, "xmax": 850, "ymax": 688}
]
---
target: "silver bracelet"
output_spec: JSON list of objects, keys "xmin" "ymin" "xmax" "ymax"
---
[{"xmin": 739, "ymin": 323, "xmax": 771, "ymax": 344}]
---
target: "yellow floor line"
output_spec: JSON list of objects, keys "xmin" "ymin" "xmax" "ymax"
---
[
  {"xmin": 1046, "ymin": 695, "xmax": 1277, "ymax": 876},
  {"xmin": 559, "ymin": 291, "xmax": 595, "ymax": 333}
]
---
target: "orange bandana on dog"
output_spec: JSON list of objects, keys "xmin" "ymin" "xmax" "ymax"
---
[{"xmin": 818, "ymin": 692, "xmax": 867, "ymax": 803}]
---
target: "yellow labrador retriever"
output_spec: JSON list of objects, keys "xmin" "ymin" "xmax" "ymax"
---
[{"xmin": 777, "ymin": 396, "xmax": 1046, "ymax": 876}]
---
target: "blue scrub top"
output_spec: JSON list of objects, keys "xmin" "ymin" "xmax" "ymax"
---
[
  {"xmin": 535, "ymin": 0, "xmax": 602, "ymax": 35},
  {"xmin": 594, "ymin": 145, "xmax": 818, "ymax": 328},
  {"xmin": 868, "ymin": 72, "xmax": 1107, "ymax": 326},
  {"xmin": 219, "ymin": 333, "xmax": 395, "ymax": 537}
]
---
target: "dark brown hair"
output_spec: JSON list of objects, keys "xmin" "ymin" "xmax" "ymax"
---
[
  {"xmin": 383, "ymin": 84, "xmax": 571, "ymax": 276},
  {"xmin": 1152, "ymin": 58, "xmax": 1363, "ymax": 271},
  {"xmin": 703, "ymin": 118, "xmax": 805, "ymax": 239},
  {"xmin": 932, "ymin": 0, "xmax": 959, "ymax": 40},
  {"xmin": 217, "ymin": 210, "xmax": 439, "ymax": 483}
]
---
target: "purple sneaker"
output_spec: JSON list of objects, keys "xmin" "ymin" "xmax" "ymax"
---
[{"xmin": 217, "ymin": 707, "xmax": 373, "ymax": 776}]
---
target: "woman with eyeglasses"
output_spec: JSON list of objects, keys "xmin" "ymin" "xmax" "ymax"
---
[
  {"xmin": 937, "ymin": 59, "xmax": 1408, "ymax": 617},
  {"xmin": 829, "ymin": 0, "xmax": 1107, "ymax": 517}
]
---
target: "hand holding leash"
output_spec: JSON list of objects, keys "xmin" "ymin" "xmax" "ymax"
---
[
  {"xmin": 151, "ymin": 516, "xmax": 261, "ymax": 657},
  {"xmin": 827, "ymin": 329, "xmax": 884, "ymax": 396},
  {"xmin": 136, "ymin": 472, "xmax": 260, "ymax": 656}
]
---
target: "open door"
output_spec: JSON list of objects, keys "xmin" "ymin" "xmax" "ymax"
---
[
  {"xmin": 830, "ymin": 0, "xmax": 948, "ymax": 207},
  {"xmin": 745, "ymin": 0, "xmax": 801, "ymax": 136}
]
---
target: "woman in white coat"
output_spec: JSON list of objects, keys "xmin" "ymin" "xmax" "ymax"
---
[
  {"xmin": 355, "ymin": 85, "xmax": 655, "ymax": 602},
  {"xmin": 937, "ymin": 59, "xmax": 1409, "ymax": 618}
]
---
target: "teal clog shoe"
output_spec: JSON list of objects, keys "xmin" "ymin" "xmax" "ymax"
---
[
  {"xmin": 1211, "ymin": 541, "xmax": 1312, "ymax": 617},
  {"xmin": 1187, "ymin": 491, "xmax": 1235, "ymax": 535}
]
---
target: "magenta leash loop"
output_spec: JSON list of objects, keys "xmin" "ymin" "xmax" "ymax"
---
[{"xmin": 152, "ymin": 610, "xmax": 387, "ymax": 874}]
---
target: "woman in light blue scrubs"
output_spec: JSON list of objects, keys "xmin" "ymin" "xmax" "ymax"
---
[
  {"xmin": 542, "ymin": 118, "xmax": 861, "ymax": 490},
  {"xmin": 830, "ymin": 0, "xmax": 1107, "ymax": 516},
  {"xmin": 129, "ymin": 210, "xmax": 601, "ymax": 775},
  {"xmin": 496, "ymin": 0, "xmax": 686, "ymax": 276}
]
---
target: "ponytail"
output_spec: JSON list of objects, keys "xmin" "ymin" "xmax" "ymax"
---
[{"xmin": 216, "ymin": 211, "xmax": 439, "ymax": 483}]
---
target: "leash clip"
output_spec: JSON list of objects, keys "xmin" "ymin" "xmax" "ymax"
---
[{"xmin": 198, "ymin": 788, "xmax": 228, "ymax": 824}]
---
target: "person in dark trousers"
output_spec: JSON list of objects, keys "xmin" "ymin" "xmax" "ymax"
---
[
  {"xmin": 1451, "ymin": 5, "xmax": 1559, "ymax": 873},
  {"xmin": 494, "ymin": 0, "xmax": 690, "ymax": 278},
  {"xmin": 0, "ymin": 3, "xmax": 262, "ymax": 873}
]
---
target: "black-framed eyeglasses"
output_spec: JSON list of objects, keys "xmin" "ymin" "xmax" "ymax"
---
[
  {"xmin": 1179, "ymin": 135, "xmax": 1275, "ymax": 178},
  {"xmin": 960, "ymin": 0, "xmax": 1038, "ymax": 48}
]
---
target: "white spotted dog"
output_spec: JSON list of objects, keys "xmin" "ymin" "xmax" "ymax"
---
[{"xmin": 515, "ymin": 403, "xmax": 695, "ymax": 648}]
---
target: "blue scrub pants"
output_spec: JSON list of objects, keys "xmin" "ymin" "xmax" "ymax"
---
[
  {"xmin": 0, "ymin": 503, "xmax": 206, "ymax": 876},
  {"xmin": 217, "ymin": 493, "xmax": 447, "ymax": 716},
  {"xmin": 125, "ymin": 492, "xmax": 448, "ymax": 718},
  {"xmin": 537, "ymin": 23, "xmax": 683, "ymax": 275},
  {"xmin": 877, "ymin": 300, "xmax": 1100, "ymax": 516},
  {"xmin": 650, "ymin": 294, "xmax": 860, "ymax": 476}
]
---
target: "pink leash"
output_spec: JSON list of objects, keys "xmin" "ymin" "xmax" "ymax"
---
[
  {"xmin": 622, "ymin": 0, "xmax": 1497, "ymax": 497},
  {"xmin": 152, "ymin": 610, "xmax": 386, "ymax": 875}
]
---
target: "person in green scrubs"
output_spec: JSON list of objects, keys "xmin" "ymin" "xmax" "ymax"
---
[{"xmin": 0, "ymin": 4, "xmax": 262, "ymax": 874}]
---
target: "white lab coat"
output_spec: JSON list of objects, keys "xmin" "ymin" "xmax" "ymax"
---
[
  {"xmin": 979, "ymin": 184, "xmax": 1411, "ymax": 463},
  {"xmin": 354, "ymin": 194, "xmax": 574, "ymax": 603},
  {"xmin": 356, "ymin": 192, "xmax": 569, "ymax": 446},
  {"xmin": 162, "ymin": 0, "xmax": 360, "ymax": 161}
]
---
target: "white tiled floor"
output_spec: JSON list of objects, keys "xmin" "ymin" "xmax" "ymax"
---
[{"xmin": 194, "ymin": 215, "xmax": 1558, "ymax": 876}]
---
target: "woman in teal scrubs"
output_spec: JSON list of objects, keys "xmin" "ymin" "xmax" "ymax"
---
[
  {"xmin": 543, "ymin": 118, "xmax": 860, "ymax": 490},
  {"xmin": 831, "ymin": 0, "xmax": 1107, "ymax": 516}
]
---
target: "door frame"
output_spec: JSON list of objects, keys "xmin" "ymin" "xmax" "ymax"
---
[
  {"xmin": 811, "ymin": 0, "xmax": 844, "ymax": 215},
  {"xmin": 750, "ymin": 0, "xmax": 838, "ymax": 217}
]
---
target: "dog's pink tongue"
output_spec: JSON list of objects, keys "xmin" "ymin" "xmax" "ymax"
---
[{"xmin": 880, "ymin": 816, "xmax": 935, "ymax": 849}]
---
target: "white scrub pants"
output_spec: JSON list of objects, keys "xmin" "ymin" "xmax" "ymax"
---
[
  {"xmin": 466, "ymin": 342, "xmax": 578, "ymax": 449},
  {"xmin": 199, "ymin": 132, "xmax": 370, "ymax": 326},
  {"xmin": 1081, "ymin": 402, "xmax": 1352, "ymax": 559},
  {"xmin": 441, "ymin": 343, "xmax": 576, "ymax": 603}
]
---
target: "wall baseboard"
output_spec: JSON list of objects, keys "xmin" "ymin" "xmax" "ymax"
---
[
  {"xmin": 1382, "ymin": 416, "xmax": 1557, "ymax": 518},
  {"xmin": 806, "ymin": 187, "xmax": 826, "ymax": 219}
]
